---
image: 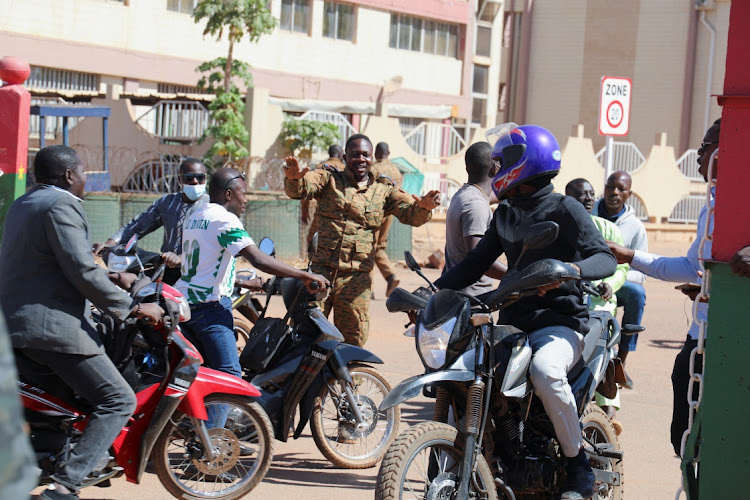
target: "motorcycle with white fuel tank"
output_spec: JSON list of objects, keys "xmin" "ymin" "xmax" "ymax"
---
[{"xmin": 374, "ymin": 222, "xmax": 626, "ymax": 500}]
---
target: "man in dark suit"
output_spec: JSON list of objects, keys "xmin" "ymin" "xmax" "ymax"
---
[{"xmin": 0, "ymin": 145, "xmax": 163, "ymax": 499}]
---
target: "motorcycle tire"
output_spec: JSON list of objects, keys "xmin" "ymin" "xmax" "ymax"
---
[
  {"xmin": 581, "ymin": 403, "xmax": 624, "ymax": 500},
  {"xmin": 311, "ymin": 364, "xmax": 400, "ymax": 469},
  {"xmin": 152, "ymin": 395, "xmax": 274, "ymax": 500},
  {"xmin": 233, "ymin": 311, "xmax": 253, "ymax": 357},
  {"xmin": 375, "ymin": 421, "xmax": 498, "ymax": 500}
]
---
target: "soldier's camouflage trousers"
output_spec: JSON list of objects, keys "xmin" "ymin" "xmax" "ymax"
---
[{"xmin": 312, "ymin": 265, "xmax": 371, "ymax": 347}]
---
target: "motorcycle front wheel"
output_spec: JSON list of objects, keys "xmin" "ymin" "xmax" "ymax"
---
[
  {"xmin": 582, "ymin": 403, "xmax": 624, "ymax": 500},
  {"xmin": 152, "ymin": 395, "xmax": 274, "ymax": 500},
  {"xmin": 232, "ymin": 311, "xmax": 253, "ymax": 357},
  {"xmin": 375, "ymin": 421, "xmax": 498, "ymax": 500},
  {"xmin": 311, "ymin": 364, "xmax": 400, "ymax": 469}
]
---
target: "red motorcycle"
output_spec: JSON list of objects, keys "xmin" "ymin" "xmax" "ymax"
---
[{"xmin": 17, "ymin": 275, "xmax": 274, "ymax": 500}]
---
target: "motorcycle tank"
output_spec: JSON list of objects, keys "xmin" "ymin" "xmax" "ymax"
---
[
  {"xmin": 500, "ymin": 334, "xmax": 533, "ymax": 397},
  {"xmin": 421, "ymin": 289, "xmax": 472, "ymax": 369}
]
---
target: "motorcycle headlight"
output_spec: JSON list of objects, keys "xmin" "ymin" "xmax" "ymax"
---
[{"xmin": 417, "ymin": 316, "xmax": 457, "ymax": 370}]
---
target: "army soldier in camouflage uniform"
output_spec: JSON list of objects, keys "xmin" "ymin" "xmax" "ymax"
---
[
  {"xmin": 284, "ymin": 134, "xmax": 441, "ymax": 346},
  {"xmin": 301, "ymin": 145, "xmax": 345, "ymax": 247},
  {"xmin": 370, "ymin": 142, "xmax": 405, "ymax": 296}
]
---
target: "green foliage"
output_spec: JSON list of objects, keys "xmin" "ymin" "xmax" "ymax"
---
[
  {"xmin": 193, "ymin": 0, "xmax": 276, "ymax": 163},
  {"xmin": 281, "ymin": 117, "xmax": 342, "ymax": 158},
  {"xmin": 193, "ymin": 0, "xmax": 276, "ymax": 46}
]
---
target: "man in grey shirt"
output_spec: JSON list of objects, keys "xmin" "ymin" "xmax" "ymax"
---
[
  {"xmin": 442, "ymin": 142, "xmax": 506, "ymax": 295},
  {"xmin": 93, "ymin": 158, "xmax": 208, "ymax": 284}
]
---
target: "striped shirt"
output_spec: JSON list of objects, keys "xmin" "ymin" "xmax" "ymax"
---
[{"xmin": 110, "ymin": 193, "xmax": 208, "ymax": 254}]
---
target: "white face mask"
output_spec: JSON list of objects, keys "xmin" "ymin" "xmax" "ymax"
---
[{"xmin": 182, "ymin": 183, "xmax": 206, "ymax": 201}]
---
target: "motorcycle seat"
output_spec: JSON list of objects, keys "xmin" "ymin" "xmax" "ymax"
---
[
  {"xmin": 15, "ymin": 349, "xmax": 81, "ymax": 407},
  {"xmin": 567, "ymin": 315, "xmax": 607, "ymax": 380}
]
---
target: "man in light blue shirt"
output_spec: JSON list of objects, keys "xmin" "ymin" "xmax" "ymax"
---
[{"xmin": 608, "ymin": 118, "xmax": 719, "ymax": 456}]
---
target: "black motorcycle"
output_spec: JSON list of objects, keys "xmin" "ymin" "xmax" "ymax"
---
[
  {"xmin": 238, "ymin": 236, "xmax": 400, "ymax": 469},
  {"xmin": 375, "ymin": 222, "xmax": 628, "ymax": 500}
]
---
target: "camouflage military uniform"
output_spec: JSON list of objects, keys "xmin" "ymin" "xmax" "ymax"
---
[
  {"xmin": 301, "ymin": 157, "xmax": 345, "ymax": 248},
  {"xmin": 285, "ymin": 167, "xmax": 430, "ymax": 346},
  {"xmin": 370, "ymin": 159, "xmax": 404, "ymax": 281}
]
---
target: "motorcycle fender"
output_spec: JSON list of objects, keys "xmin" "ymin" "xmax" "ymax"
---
[
  {"xmin": 179, "ymin": 367, "xmax": 262, "ymax": 420},
  {"xmin": 334, "ymin": 343, "xmax": 384, "ymax": 366},
  {"xmin": 380, "ymin": 369, "xmax": 474, "ymax": 411}
]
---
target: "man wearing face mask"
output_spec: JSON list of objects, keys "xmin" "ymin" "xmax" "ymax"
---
[{"xmin": 93, "ymin": 158, "xmax": 209, "ymax": 285}]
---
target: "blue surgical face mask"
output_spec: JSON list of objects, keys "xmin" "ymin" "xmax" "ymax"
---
[{"xmin": 183, "ymin": 183, "xmax": 206, "ymax": 201}]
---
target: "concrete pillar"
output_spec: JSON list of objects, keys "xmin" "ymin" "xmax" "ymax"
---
[{"xmin": 0, "ymin": 56, "xmax": 31, "ymax": 241}]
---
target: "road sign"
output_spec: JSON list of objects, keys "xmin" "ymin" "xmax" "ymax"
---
[{"xmin": 598, "ymin": 76, "xmax": 632, "ymax": 136}]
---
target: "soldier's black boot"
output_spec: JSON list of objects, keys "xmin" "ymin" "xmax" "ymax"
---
[{"xmin": 561, "ymin": 448, "xmax": 594, "ymax": 499}]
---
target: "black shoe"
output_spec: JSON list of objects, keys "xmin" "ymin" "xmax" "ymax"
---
[
  {"xmin": 40, "ymin": 486, "xmax": 79, "ymax": 499},
  {"xmin": 239, "ymin": 443, "xmax": 256, "ymax": 457},
  {"xmin": 561, "ymin": 449, "xmax": 595, "ymax": 500}
]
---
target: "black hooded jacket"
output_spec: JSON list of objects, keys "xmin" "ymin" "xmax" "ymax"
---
[{"xmin": 434, "ymin": 184, "xmax": 616, "ymax": 333}]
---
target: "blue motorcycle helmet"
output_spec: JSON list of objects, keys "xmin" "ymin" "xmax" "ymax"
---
[{"xmin": 486, "ymin": 123, "xmax": 561, "ymax": 199}]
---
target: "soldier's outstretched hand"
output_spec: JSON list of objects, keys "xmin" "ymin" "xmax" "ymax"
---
[
  {"xmin": 414, "ymin": 190, "xmax": 442, "ymax": 211},
  {"xmin": 283, "ymin": 156, "xmax": 309, "ymax": 180}
]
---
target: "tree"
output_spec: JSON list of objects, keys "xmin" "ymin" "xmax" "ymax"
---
[
  {"xmin": 193, "ymin": 0, "xmax": 276, "ymax": 163},
  {"xmin": 280, "ymin": 116, "xmax": 342, "ymax": 160}
]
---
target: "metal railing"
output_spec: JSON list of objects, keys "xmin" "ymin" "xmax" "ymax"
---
[
  {"xmin": 122, "ymin": 157, "xmax": 185, "ymax": 193},
  {"xmin": 403, "ymin": 122, "xmax": 467, "ymax": 163},
  {"xmin": 627, "ymin": 193, "xmax": 650, "ymax": 221},
  {"xmin": 297, "ymin": 110, "xmax": 356, "ymax": 148},
  {"xmin": 28, "ymin": 98, "xmax": 89, "ymax": 139},
  {"xmin": 595, "ymin": 141, "xmax": 646, "ymax": 173},
  {"xmin": 421, "ymin": 172, "xmax": 463, "ymax": 213},
  {"xmin": 667, "ymin": 195, "xmax": 704, "ymax": 223},
  {"xmin": 134, "ymin": 100, "xmax": 210, "ymax": 143},
  {"xmin": 677, "ymin": 149, "xmax": 701, "ymax": 181},
  {"xmin": 27, "ymin": 66, "xmax": 99, "ymax": 93}
]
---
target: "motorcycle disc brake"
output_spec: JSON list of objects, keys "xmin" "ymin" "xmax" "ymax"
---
[
  {"xmin": 426, "ymin": 472, "xmax": 458, "ymax": 500},
  {"xmin": 338, "ymin": 394, "xmax": 378, "ymax": 440},
  {"xmin": 193, "ymin": 427, "xmax": 241, "ymax": 475}
]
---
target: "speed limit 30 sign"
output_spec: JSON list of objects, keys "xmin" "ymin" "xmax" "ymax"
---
[{"xmin": 599, "ymin": 76, "xmax": 632, "ymax": 136}]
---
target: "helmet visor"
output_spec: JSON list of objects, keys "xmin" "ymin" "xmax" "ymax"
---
[{"xmin": 485, "ymin": 122, "xmax": 520, "ymax": 161}]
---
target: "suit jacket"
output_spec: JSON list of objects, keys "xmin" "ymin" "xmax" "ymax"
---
[{"xmin": 0, "ymin": 184, "xmax": 134, "ymax": 355}]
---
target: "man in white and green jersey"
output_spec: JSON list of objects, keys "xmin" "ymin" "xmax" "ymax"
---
[{"xmin": 175, "ymin": 167, "xmax": 328, "ymax": 376}]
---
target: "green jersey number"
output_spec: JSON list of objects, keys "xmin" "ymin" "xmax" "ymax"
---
[{"xmin": 182, "ymin": 239, "xmax": 200, "ymax": 283}]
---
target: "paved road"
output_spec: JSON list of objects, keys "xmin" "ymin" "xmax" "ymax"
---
[{"xmin": 34, "ymin": 241, "xmax": 691, "ymax": 499}]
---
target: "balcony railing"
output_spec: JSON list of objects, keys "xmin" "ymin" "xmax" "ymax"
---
[
  {"xmin": 667, "ymin": 195, "xmax": 705, "ymax": 223},
  {"xmin": 677, "ymin": 149, "xmax": 701, "ymax": 181},
  {"xmin": 595, "ymin": 141, "xmax": 646, "ymax": 173},
  {"xmin": 402, "ymin": 122, "xmax": 467, "ymax": 163},
  {"xmin": 135, "ymin": 100, "xmax": 210, "ymax": 143}
]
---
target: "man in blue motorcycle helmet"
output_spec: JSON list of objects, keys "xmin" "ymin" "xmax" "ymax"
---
[{"xmin": 435, "ymin": 123, "xmax": 616, "ymax": 500}]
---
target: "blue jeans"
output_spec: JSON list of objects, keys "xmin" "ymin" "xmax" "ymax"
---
[
  {"xmin": 181, "ymin": 297, "xmax": 240, "ymax": 428},
  {"xmin": 21, "ymin": 349, "xmax": 136, "ymax": 491},
  {"xmin": 182, "ymin": 297, "xmax": 241, "ymax": 377},
  {"xmin": 616, "ymin": 281, "xmax": 646, "ymax": 352}
]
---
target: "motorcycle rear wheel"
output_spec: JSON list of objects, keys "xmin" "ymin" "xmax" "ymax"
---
[
  {"xmin": 311, "ymin": 364, "xmax": 400, "ymax": 469},
  {"xmin": 152, "ymin": 395, "xmax": 274, "ymax": 500},
  {"xmin": 375, "ymin": 421, "xmax": 498, "ymax": 500},
  {"xmin": 232, "ymin": 311, "xmax": 253, "ymax": 357},
  {"xmin": 582, "ymin": 403, "xmax": 624, "ymax": 500}
]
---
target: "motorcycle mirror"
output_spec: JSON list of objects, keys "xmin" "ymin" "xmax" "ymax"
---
[
  {"xmin": 404, "ymin": 251, "xmax": 421, "ymax": 271},
  {"xmin": 521, "ymin": 221, "xmax": 559, "ymax": 250},
  {"xmin": 308, "ymin": 232, "xmax": 319, "ymax": 255},
  {"xmin": 258, "ymin": 237, "xmax": 275, "ymax": 256},
  {"xmin": 124, "ymin": 234, "xmax": 139, "ymax": 253}
]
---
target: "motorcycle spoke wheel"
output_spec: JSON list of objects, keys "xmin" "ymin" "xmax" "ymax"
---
[
  {"xmin": 375, "ymin": 421, "xmax": 497, "ymax": 500},
  {"xmin": 581, "ymin": 403, "xmax": 624, "ymax": 500},
  {"xmin": 311, "ymin": 364, "xmax": 400, "ymax": 469},
  {"xmin": 153, "ymin": 396, "xmax": 273, "ymax": 500}
]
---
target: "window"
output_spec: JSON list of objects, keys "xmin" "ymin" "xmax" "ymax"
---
[
  {"xmin": 472, "ymin": 65, "xmax": 488, "ymax": 95},
  {"xmin": 323, "ymin": 2, "xmax": 355, "ymax": 41},
  {"xmin": 389, "ymin": 14, "xmax": 458, "ymax": 57},
  {"xmin": 167, "ymin": 0, "xmax": 195, "ymax": 14},
  {"xmin": 280, "ymin": 0, "xmax": 310, "ymax": 34},
  {"xmin": 476, "ymin": 26, "xmax": 492, "ymax": 57},
  {"xmin": 472, "ymin": 63, "xmax": 490, "ymax": 125}
]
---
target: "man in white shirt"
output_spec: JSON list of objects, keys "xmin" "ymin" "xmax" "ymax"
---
[
  {"xmin": 608, "ymin": 118, "xmax": 719, "ymax": 456},
  {"xmin": 175, "ymin": 167, "xmax": 328, "ymax": 376}
]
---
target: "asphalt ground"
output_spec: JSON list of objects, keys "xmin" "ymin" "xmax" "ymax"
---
[{"xmin": 32, "ymin": 240, "xmax": 693, "ymax": 500}]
